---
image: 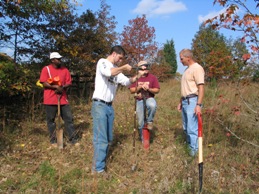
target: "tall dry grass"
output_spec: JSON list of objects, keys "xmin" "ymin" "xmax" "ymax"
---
[{"xmin": 0, "ymin": 79, "xmax": 258, "ymax": 193}]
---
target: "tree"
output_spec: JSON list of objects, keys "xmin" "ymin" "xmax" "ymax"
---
[
  {"xmin": 163, "ymin": 39, "xmax": 177, "ymax": 74},
  {"xmin": 62, "ymin": 0, "xmax": 118, "ymax": 76},
  {"xmin": 0, "ymin": 53, "xmax": 32, "ymax": 98},
  {"xmin": 227, "ymin": 37, "xmax": 250, "ymax": 79},
  {"xmin": 192, "ymin": 25, "xmax": 233, "ymax": 80},
  {"xmin": 203, "ymin": 1, "xmax": 259, "ymax": 156},
  {"xmin": 205, "ymin": 0, "xmax": 259, "ymax": 57},
  {"xmin": 0, "ymin": 0, "xmax": 76, "ymax": 64},
  {"xmin": 120, "ymin": 15, "xmax": 158, "ymax": 65},
  {"xmin": 95, "ymin": 0, "xmax": 118, "ymax": 53}
]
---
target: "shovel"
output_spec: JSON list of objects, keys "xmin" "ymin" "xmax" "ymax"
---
[
  {"xmin": 56, "ymin": 94, "xmax": 63, "ymax": 149},
  {"xmin": 197, "ymin": 112, "xmax": 203, "ymax": 193},
  {"xmin": 142, "ymin": 94, "xmax": 150, "ymax": 150}
]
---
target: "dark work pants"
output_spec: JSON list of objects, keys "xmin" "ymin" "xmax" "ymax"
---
[{"xmin": 45, "ymin": 105, "xmax": 76, "ymax": 143}]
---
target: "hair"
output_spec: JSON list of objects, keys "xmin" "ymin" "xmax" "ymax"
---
[
  {"xmin": 110, "ymin": 45, "xmax": 126, "ymax": 56},
  {"xmin": 179, "ymin": 49, "xmax": 194, "ymax": 59}
]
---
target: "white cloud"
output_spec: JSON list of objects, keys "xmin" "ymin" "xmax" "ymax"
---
[
  {"xmin": 198, "ymin": 8, "xmax": 227, "ymax": 24},
  {"xmin": 132, "ymin": 0, "xmax": 187, "ymax": 17}
]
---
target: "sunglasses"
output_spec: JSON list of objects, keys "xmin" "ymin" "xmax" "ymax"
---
[{"xmin": 138, "ymin": 64, "xmax": 150, "ymax": 70}]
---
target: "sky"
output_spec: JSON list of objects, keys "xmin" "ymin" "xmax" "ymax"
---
[{"xmin": 75, "ymin": 0, "xmax": 247, "ymax": 74}]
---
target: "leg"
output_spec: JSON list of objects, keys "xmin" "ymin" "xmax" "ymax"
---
[
  {"xmin": 106, "ymin": 106, "xmax": 114, "ymax": 158},
  {"xmin": 107, "ymin": 106, "xmax": 114, "ymax": 143},
  {"xmin": 61, "ymin": 105, "xmax": 78, "ymax": 143},
  {"xmin": 91, "ymin": 101, "xmax": 110, "ymax": 172},
  {"xmin": 182, "ymin": 98, "xmax": 198, "ymax": 156},
  {"xmin": 45, "ymin": 105, "xmax": 58, "ymax": 144},
  {"xmin": 181, "ymin": 102, "xmax": 188, "ymax": 144},
  {"xmin": 146, "ymin": 97, "xmax": 157, "ymax": 127}
]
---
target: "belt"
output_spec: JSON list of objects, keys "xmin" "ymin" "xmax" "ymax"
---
[
  {"xmin": 181, "ymin": 94, "xmax": 198, "ymax": 100},
  {"xmin": 93, "ymin": 99, "xmax": 112, "ymax": 106}
]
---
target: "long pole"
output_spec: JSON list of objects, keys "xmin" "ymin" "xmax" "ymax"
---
[
  {"xmin": 133, "ymin": 90, "xmax": 137, "ymax": 153},
  {"xmin": 133, "ymin": 69, "xmax": 139, "ymax": 154},
  {"xmin": 198, "ymin": 112, "xmax": 203, "ymax": 193},
  {"xmin": 131, "ymin": 69, "xmax": 139, "ymax": 171}
]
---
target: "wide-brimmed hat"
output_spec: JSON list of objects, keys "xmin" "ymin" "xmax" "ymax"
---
[{"xmin": 50, "ymin": 52, "xmax": 62, "ymax": 59}]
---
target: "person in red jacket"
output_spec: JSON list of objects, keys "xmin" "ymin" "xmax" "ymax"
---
[{"xmin": 39, "ymin": 52, "xmax": 79, "ymax": 147}]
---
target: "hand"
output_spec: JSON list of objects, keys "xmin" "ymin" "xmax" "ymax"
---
[
  {"xmin": 177, "ymin": 103, "xmax": 182, "ymax": 112},
  {"xmin": 123, "ymin": 64, "xmax": 132, "ymax": 72},
  {"xmin": 195, "ymin": 105, "xmax": 202, "ymax": 115},
  {"xmin": 137, "ymin": 93, "xmax": 142, "ymax": 98},
  {"xmin": 137, "ymin": 70, "xmax": 145, "ymax": 78},
  {"xmin": 142, "ymin": 82, "xmax": 149, "ymax": 91},
  {"xmin": 55, "ymin": 85, "xmax": 63, "ymax": 94}
]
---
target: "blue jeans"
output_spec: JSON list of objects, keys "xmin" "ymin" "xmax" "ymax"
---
[
  {"xmin": 91, "ymin": 101, "xmax": 114, "ymax": 172},
  {"xmin": 181, "ymin": 97, "xmax": 198, "ymax": 156},
  {"xmin": 136, "ymin": 97, "xmax": 157, "ymax": 139},
  {"xmin": 45, "ymin": 105, "xmax": 77, "ymax": 143}
]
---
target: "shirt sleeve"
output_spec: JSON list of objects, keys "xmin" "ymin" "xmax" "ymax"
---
[
  {"xmin": 194, "ymin": 66, "xmax": 205, "ymax": 85},
  {"xmin": 99, "ymin": 59, "xmax": 112, "ymax": 77},
  {"xmin": 65, "ymin": 69, "xmax": 72, "ymax": 85},
  {"xmin": 117, "ymin": 73, "xmax": 131, "ymax": 86},
  {"xmin": 39, "ymin": 66, "xmax": 48, "ymax": 83},
  {"xmin": 152, "ymin": 76, "xmax": 160, "ymax": 88},
  {"xmin": 129, "ymin": 82, "xmax": 136, "ymax": 88}
]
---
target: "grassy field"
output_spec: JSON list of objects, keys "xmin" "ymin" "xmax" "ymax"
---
[{"xmin": 0, "ymin": 79, "xmax": 258, "ymax": 193}]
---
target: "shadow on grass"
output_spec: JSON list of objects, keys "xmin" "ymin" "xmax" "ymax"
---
[
  {"xmin": 74, "ymin": 121, "xmax": 90, "ymax": 140},
  {"xmin": 31, "ymin": 127, "xmax": 48, "ymax": 136},
  {"xmin": 171, "ymin": 127, "xmax": 185, "ymax": 144}
]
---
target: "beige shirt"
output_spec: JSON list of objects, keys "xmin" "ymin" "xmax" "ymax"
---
[{"xmin": 181, "ymin": 63, "xmax": 205, "ymax": 97}]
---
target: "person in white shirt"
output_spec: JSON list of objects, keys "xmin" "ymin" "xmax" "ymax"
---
[{"xmin": 91, "ymin": 45, "xmax": 144, "ymax": 174}]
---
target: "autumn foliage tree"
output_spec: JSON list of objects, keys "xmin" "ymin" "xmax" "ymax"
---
[
  {"xmin": 227, "ymin": 38, "xmax": 250, "ymax": 79},
  {"xmin": 192, "ymin": 25, "xmax": 233, "ymax": 80},
  {"xmin": 62, "ymin": 0, "xmax": 118, "ymax": 76},
  {"xmin": 205, "ymin": 0, "xmax": 259, "ymax": 80},
  {"xmin": 1, "ymin": 0, "xmax": 118, "ymax": 79},
  {"xmin": 120, "ymin": 15, "xmax": 158, "ymax": 66},
  {"xmin": 201, "ymin": 0, "xmax": 259, "ymax": 155},
  {"xmin": 205, "ymin": 0, "xmax": 259, "ymax": 55}
]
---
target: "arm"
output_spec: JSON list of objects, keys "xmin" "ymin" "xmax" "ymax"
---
[
  {"xmin": 130, "ymin": 85, "xmax": 141, "ymax": 94},
  {"xmin": 111, "ymin": 64, "xmax": 143, "ymax": 84},
  {"xmin": 110, "ymin": 64, "xmax": 132, "ymax": 76},
  {"xmin": 147, "ymin": 87, "xmax": 159, "ymax": 94},
  {"xmin": 195, "ymin": 84, "xmax": 204, "ymax": 114},
  {"xmin": 43, "ymin": 82, "xmax": 64, "ymax": 94},
  {"xmin": 177, "ymin": 98, "xmax": 182, "ymax": 112}
]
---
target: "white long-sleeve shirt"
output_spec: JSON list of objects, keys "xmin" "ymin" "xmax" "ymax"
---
[{"xmin": 92, "ymin": 58, "xmax": 131, "ymax": 102}]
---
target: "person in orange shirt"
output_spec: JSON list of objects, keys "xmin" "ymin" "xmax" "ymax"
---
[{"xmin": 177, "ymin": 49, "xmax": 205, "ymax": 157}]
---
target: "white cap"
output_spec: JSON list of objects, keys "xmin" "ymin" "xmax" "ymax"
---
[{"xmin": 50, "ymin": 52, "xmax": 62, "ymax": 59}]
